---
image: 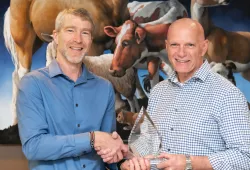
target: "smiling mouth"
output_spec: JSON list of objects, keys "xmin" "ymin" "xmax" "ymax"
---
[
  {"xmin": 176, "ymin": 59, "xmax": 189, "ymax": 63},
  {"xmin": 70, "ymin": 47, "xmax": 83, "ymax": 51}
]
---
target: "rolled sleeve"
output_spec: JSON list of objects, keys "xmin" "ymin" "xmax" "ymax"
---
[
  {"xmin": 208, "ymin": 90, "xmax": 250, "ymax": 170},
  {"xmin": 209, "ymin": 149, "xmax": 250, "ymax": 170}
]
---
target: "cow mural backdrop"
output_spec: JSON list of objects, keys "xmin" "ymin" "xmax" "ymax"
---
[{"xmin": 0, "ymin": 0, "xmax": 250, "ymax": 144}]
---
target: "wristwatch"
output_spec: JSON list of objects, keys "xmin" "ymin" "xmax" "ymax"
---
[{"xmin": 185, "ymin": 155, "xmax": 193, "ymax": 170}]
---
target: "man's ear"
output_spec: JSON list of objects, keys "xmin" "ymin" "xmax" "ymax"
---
[
  {"xmin": 165, "ymin": 40, "xmax": 168, "ymax": 50},
  {"xmin": 201, "ymin": 39, "xmax": 208, "ymax": 56},
  {"xmin": 53, "ymin": 30, "xmax": 58, "ymax": 45}
]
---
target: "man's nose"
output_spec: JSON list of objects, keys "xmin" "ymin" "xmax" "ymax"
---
[
  {"xmin": 73, "ymin": 33, "xmax": 82, "ymax": 43},
  {"xmin": 177, "ymin": 46, "xmax": 186, "ymax": 57}
]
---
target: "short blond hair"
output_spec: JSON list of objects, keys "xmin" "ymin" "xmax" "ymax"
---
[{"xmin": 55, "ymin": 8, "xmax": 95, "ymax": 34}]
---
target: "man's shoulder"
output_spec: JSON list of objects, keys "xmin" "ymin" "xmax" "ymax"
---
[
  {"xmin": 19, "ymin": 67, "xmax": 49, "ymax": 87},
  {"xmin": 208, "ymin": 71, "xmax": 242, "ymax": 95},
  {"xmin": 88, "ymin": 71, "xmax": 112, "ymax": 87},
  {"xmin": 150, "ymin": 79, "xmax": 170, "ymax": 94},
  {"xmin": 209, "ymin": 71, "xmax": 236, "ymax": 87}
]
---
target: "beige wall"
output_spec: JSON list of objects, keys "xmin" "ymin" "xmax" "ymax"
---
[{"xmin": 0, "ymin": 145, "xmax": 28, "ymax": 170}]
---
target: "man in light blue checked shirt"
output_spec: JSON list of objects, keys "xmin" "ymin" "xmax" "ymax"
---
[{"xmin": 120, "ymin": 18, "xmax": 250, "ymax": 170}]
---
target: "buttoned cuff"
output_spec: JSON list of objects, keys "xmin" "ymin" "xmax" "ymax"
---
[{"xmin": 74, "ymin": 133, "xmax": 92, "ymax": 156}]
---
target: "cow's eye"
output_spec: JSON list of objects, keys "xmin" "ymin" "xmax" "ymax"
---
[{"xmin": 122, "ymin": 40, "xmax": 129, "ymax": 47}]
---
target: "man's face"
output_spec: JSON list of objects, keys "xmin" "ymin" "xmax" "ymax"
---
[
  {"xmin": 166, "ymin": 24, "xmax": 207, "ymax": 82},
  {"xmin": 54, "ymin": 14, "xmax": 93, "ymax": 64}
]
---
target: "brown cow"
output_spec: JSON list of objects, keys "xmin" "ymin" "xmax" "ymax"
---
[
  {"xmin": 104, "ymin": 0, "xmax": 187, "ymax": 88},
  {"xmin": 3, "ymin": 0, "xmax": 130, "ymax": 125},
  {"xmin": 191, "ymin": 0, "xmax": 250, "ymax": 82}
]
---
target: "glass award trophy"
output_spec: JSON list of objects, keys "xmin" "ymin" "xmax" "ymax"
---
[{"xmin": 127, "ymin": 107, "xmax": 164, "ymax": 165}]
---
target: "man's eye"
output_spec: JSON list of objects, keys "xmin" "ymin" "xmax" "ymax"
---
[
  {"xmin": 122, "ymin": 40, "xmax": 129, "ymax": 47},
  {"xmin": 187, "ymin": 43, "xmax": 195, "ymax": 47},
  {"xmin": 82, "ymin": 31, "xmax": 91, "ymax": 38},
  {"xmin": 170, "ymin": 44, "xmax": 178, "ymax": 47},
  {"xmin": 67, "ymin": 29, "xmax": 74, "ymax": 32},
  {"xmin": 82, "ymin": 31, "xmax": 90, "ymax": 35}
]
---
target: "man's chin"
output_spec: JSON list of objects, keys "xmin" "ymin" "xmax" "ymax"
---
[
  {"xmin": 66, "ymin": 55, "xmax": 85, "ymax": 64},
  {"xmin": 175, "ymin": 67, "xmax": 189, "ymax": 73}
]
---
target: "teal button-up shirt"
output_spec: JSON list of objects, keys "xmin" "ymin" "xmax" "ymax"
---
[{"xmin": 17, "ymin": 59, "xmax": 117, "ymax": 170}]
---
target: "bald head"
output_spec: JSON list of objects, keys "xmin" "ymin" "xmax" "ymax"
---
[
  {"xmin": 165, "ymin": 18, "xmax": 208, "ymax": 83},
  {"xmin": 168, "ymin": 18, "xmax": 205, "ymax": 41}
]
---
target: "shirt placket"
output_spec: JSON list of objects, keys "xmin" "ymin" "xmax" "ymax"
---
[{"xmin": 167, "ymin": 85, "xmax": 184, "ymax": 153}]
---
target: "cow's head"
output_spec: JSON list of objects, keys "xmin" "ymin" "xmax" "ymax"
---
[{"xmin": 104, "ymin": 20, "xmax": 147, "ymax": 77}]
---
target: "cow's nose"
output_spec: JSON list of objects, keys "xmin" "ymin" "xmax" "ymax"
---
[
  {"xmin": 109, "ymin": 69, "xmax": 115, "ymax": 75},
  {"xmin": 109, "ymin": 68, "xmax": 126, "ymax": 77}
]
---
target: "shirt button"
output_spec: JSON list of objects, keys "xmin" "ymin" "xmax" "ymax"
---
[
  {"xmin": 170, "ymin": 128, "xmax": 174, "ymax": 131},
  {"xmin": 167, "ymin": 149, "xmax": 171, "ymax": 152},
  {"xmin": 76, "ymin": 103, "xmax": 78, "ymax": 107},
  {"xmin": 77, "ymin": 124, "xmax": 80, "ymax": 127},
  {"xmin": 82, "ymin": 164, "xmax": 86, "ymax": 168}
]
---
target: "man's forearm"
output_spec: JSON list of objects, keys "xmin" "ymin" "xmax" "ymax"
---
[
  {"xmin": 191, "ymin": 156, "xmax": 213, "ymax": 170},
  {"xmin": 22, "ymin": 132, "xmax": 92, "ymax": 161}
]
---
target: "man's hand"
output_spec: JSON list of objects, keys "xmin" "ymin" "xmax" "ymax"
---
[
  {"xmin": 119, "ymin": 154, "xmax": 154, "ymax": 170},
  {"xmin": 120, "ymin": 160, "xmax": 130, "ymax": 170},
  {"xmin": 157, "ymin": 153, "xmax": 186, "ymax": 170},
  {"xmin": 120, "ymin": 157, "xmax": 150, "ymax": 170},
  {"xmin": 94, "ymin": 131, "xmax": 127, "ymax": 163}
]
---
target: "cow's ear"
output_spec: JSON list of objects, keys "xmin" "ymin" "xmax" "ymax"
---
[
  {"xmin": 135, "ymin": 27, "xmax": 146, "ymax": 44},
  {"xmin": 104, "ymin": 26, "xmax": 121, "ymax": 37}
]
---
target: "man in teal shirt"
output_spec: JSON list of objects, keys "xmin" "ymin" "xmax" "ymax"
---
[{"xmin": 17, "ymin": 8, "xmax": 126, "ymax": 170}]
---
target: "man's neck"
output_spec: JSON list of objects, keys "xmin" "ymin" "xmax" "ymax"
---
[
  {"xmin": 56, "ymin": 56, "xmax": 82, "ymax": 82},
  {"xmin": 177, "ymin": 73, "xmax": 192, "ymax": 83}
]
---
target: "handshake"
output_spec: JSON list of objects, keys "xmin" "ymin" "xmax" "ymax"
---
[{"xmin": 93, "ymin": 131, "xmax": 128, "ymax": 164}]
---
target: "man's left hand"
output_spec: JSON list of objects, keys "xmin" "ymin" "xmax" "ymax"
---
[{"xmin": 157, "ymin": 153, "xmax": 186, "ymax": 170}]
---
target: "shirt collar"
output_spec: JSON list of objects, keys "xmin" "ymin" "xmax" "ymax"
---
[
  {"xmin": 49, "ymin": 59, "xmax": 63, "ymax": 77},
  {"xmin": 168, "ymin": 60, "xmax": 210, "ymax": 84},
  {"xmin": 48, "ymin": 59, "xmax": 95, "ymax": 83}
]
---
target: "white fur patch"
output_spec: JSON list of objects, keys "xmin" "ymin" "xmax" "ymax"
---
[
  {"xmin": 133, "ymin": 0, "xmax": 187, "ymax": 27},
  {"xmin": 128, "ymin": 1, "xmax": 152, "ymax": 14},
  {"xmin": 18, "ymin": 63, "xmax": 29, "ymax": 79},
  {"xmin": 115, "ymin": 23, "xmax": 131, "ymax": 58},
  {"xmin": 192, "ymin": 3, "xmax": 204, "ymax": 21}
]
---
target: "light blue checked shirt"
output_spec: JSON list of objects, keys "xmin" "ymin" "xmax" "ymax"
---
[
  {"xmin": 16, "ymin": 60, "xmax": 117, "ymax": 170},
  {"xmin": 145, "ymin": 60, "xmax": 250, "ymax": 170}
]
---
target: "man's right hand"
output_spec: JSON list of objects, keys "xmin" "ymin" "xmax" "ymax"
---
[{"xmin": 94, "ymin": 131, "xmax": 127, "ymax": 163}]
